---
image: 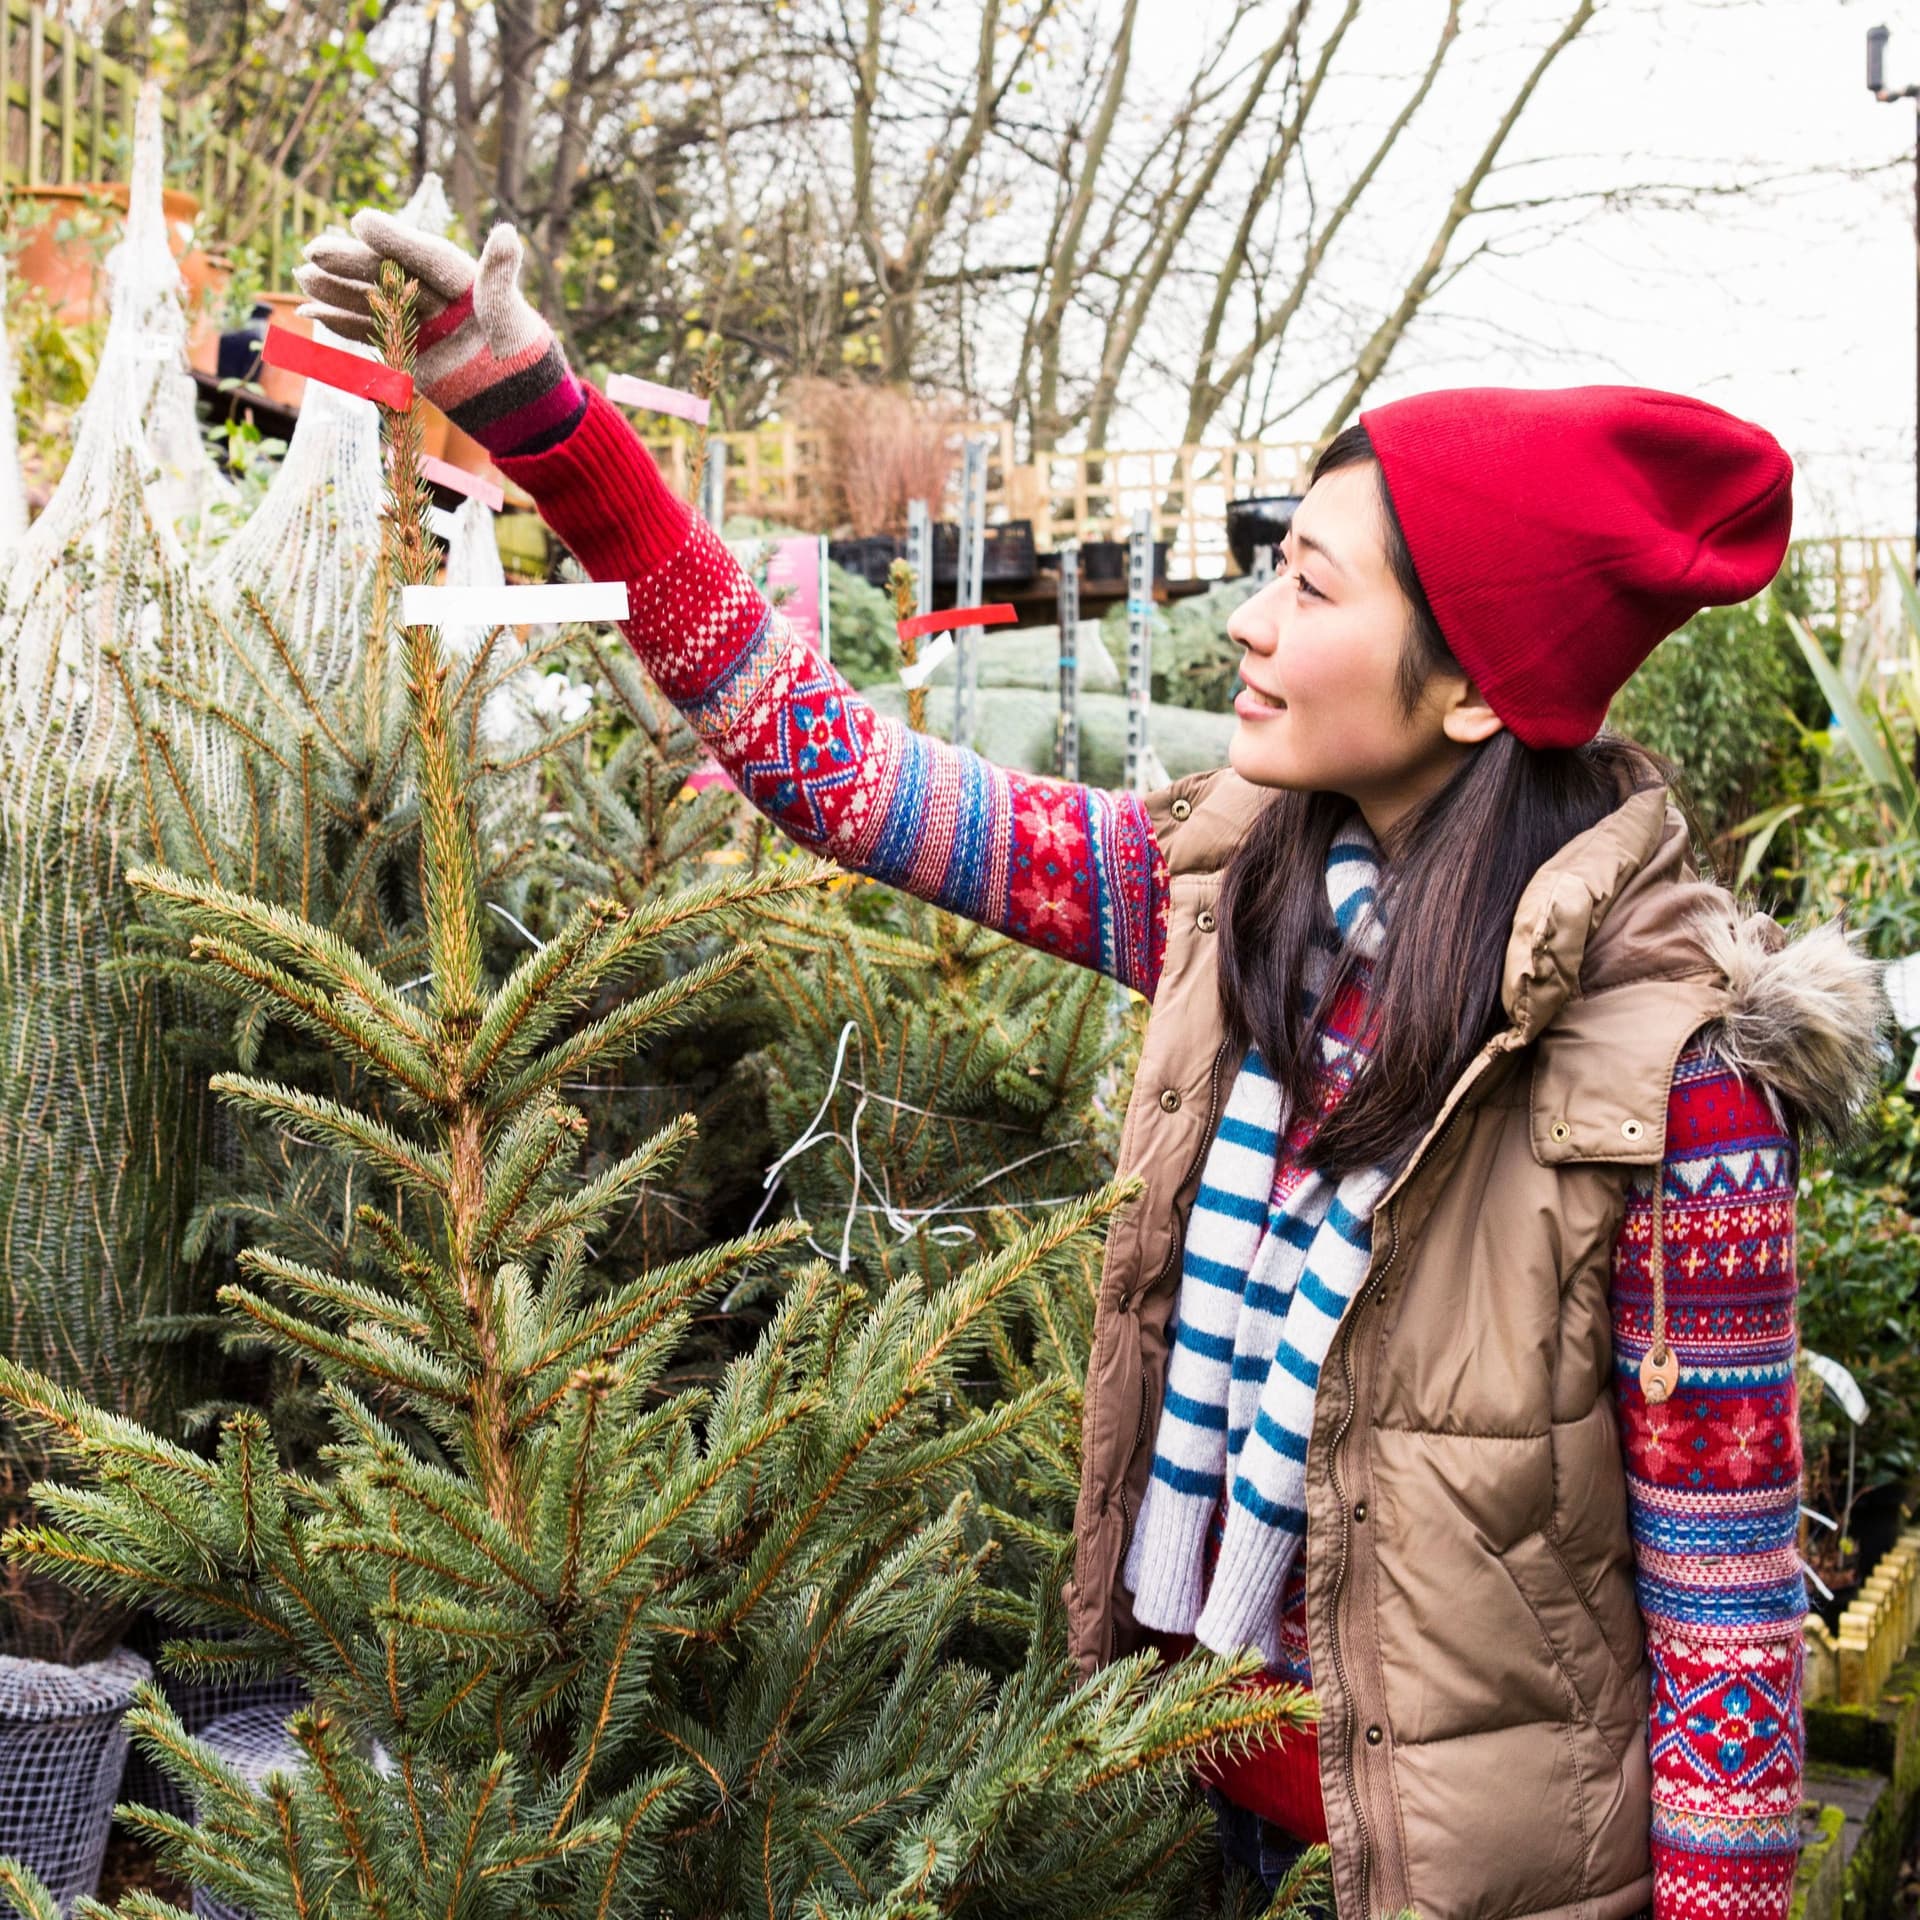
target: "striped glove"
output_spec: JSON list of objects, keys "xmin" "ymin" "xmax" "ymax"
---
[{"xmin": 293, "ymin": 212, "xmax": 587, "ymax": 459}]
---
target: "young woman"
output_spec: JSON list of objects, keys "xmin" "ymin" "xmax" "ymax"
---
[{"xmin": 297, "ymin": 217, "xmax": 1889, "ymax": 1920}]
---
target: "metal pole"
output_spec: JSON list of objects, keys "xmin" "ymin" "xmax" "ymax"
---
[
  {"xmin": 1056, "ymin": 541, "xmax": 1081, "ymax": 781},
  {"xmin": 1124, "ymin": 506, "xmax": 1153, "ymax": 793},
  {"xmin": 907, "ymin": 499, "xmax": 933, "ymax": 619},
  {"xmin": 953, "ymin": 439, "xmax": 989, "ymax": 749},
  {"xmin": 702, "ymin": 438, "xmax": 728, "ymax": 532}
]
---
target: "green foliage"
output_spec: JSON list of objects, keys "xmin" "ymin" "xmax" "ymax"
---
[
  {"xmin": 744, "ymin": 885, "xmax": 1142, "ymax": 1299},
  {"xmin": 1796, "ymin": 1155, "xmax": 1920, "ymax": 1540},
  {"xmin": 1609, "ymin": 572, "xmax": 1822, "ymax": 854},
  {"xmin": 0, "ymin": 268, "xmax": 1319, "ymax": 1916},
  {"xmin": 1729, "ymin": 564, "xmax": 1920, "ymax": 949}
]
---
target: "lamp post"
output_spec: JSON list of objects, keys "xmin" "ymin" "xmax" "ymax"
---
[{"xmin": 1869, "ymin": 24, "xmax": 1920, "ymax": 583}]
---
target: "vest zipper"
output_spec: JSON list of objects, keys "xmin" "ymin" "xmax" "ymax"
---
[
  {"xmin": 1115, "ymin": 1031, "xmax": 1234, "ymax": 1589},
  {"xmin": 1323, "ymin": 1093, "xmax": 1471, "ymax": 1918}
]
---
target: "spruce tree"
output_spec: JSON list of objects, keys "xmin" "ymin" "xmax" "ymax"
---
[{"xmin": 0, "ymin": 264, "xmax": 1317, "ymax": 1920}]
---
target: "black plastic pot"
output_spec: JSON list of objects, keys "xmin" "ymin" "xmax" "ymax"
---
[{"xmin": 1227, "ymin": 494, "xmax": 1303, "ymax": 574}]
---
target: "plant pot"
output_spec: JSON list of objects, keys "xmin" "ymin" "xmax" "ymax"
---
[
  {"xmin": 7, "ymin": 183, "xmax": 209, "ymax": 330},
  {"xmin": 0, "ymin": 1645, "xmax": 151, "ymax": 1906},
  {"xmin": 250, "ymin": 290, "xmax": 310, "ymax": 409},
  {"xmin": 185, "ymin": 250, "xmax": 234, "ymax": 376},
  {"xmin": 1226, "ymin": 494, "xmax": 1303, "ymax": 575}
]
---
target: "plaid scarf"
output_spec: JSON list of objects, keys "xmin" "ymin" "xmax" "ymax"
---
[{"xmin": 1122, "ymin": 813, "xmax": 1391, "ymax": 1667}]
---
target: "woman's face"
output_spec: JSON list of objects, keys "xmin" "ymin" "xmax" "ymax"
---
[{"xmin": 1225, "ymin": 460, "xmax": 1501, "ymax": 839}]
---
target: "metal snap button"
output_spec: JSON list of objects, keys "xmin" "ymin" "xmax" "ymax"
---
[
  {"xmin": 1365, "ymin": 1724, "xmax": 1384, "ymax": 1746},
  {"xmin": 1550, "ymin": 1121, "xmax": 1571, "ymax": 1143},
  {"xmin": 1353, "ymin": 1501, "xmax": 1367, "ymax": 1523},
  {"xmin": 1196, "ymin": 907, "xmax": 1216, "ymax": 932},
  {"xmin": 1620, "ymin": 1118, "xmax": 1645, "ymax": 1141},
  {"xmin": 1159, "ymin": 1088, "xmax": 1181, "ymax": 1112},
  {"xmin": 1170, "ymin": 797, "xmax": 1192, "ymax": 820}
]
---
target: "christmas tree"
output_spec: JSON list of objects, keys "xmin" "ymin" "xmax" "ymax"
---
[{"xmin": 0, "ymin": 264, "xmax": 1316, "ymax": 1919}]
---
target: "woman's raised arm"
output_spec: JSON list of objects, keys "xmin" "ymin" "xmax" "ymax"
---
[
  {"xmin": 295, "ymin": 212, "xmax": 1171, "ymax": 1000},
  {"xmin": 495, "ymin": 385, "xmax": 1172, "ymax": 1000}
]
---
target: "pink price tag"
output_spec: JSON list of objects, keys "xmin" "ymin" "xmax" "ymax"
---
[
  {"xmin": 606, "ymin": 372, "xmax": 712, "ymax": 426},
  {"xmin": 682, "ymin": 758, "xmax": 736, "ymax": 795},
  {"xmin": 419, "ymin": 454, "xmax": 505, "ymax": 513},
  {"xmin": 262, "ymin": 325, "xmax": 414, "ymax": 411}
]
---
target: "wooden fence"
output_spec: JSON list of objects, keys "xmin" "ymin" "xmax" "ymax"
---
[
  {"xmin": 639, "ymin": 420, "xmax": 1319, "ymax": 578},
  {"xmin": 0, "ymin": 0, "xmax": 332, "ymax": 285}
]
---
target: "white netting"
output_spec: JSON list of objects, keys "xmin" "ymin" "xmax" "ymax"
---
[
  {"xmin": 0, "ymin": 258, "xmax": 30, "ymax": 563},
  {"xmin": 0, "ymin": 1648, "xmax": 150, "ymax": 1911},
  {"xmin": 9, "ymin": 74, "xmax": 235, "ymax": 579},
  {"xmin": 198, "ymin": 312, "xmax": 386, "ymax": 699},
  {"xmin": 396, "ymin": 169, "xmax": 455, "ymax": 237},
  {"xmin": 199, "ymin": 169, "xmax": 456, "ymax": 705},
  {"xmin": 189, "ymin": 1705, "xmax": 302, "ymax": 1920}
]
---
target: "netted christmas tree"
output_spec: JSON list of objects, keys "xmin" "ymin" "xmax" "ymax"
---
[
  {"xmin": 0, "ymin": 86, "xmax": 240, "ymax": 1658},
  {"xmin": 0, "ymin": 261, "xmax": 1312, "ymax": 1920}
]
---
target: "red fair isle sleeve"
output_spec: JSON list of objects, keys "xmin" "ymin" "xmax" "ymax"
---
[
  {"xmin": 1611, "ymin": 1033, "xmax": 1805, "ymax": 1920},
  {"xmin": 493, "ymin": 385, "xmax": 1172, "ymax": 999}
]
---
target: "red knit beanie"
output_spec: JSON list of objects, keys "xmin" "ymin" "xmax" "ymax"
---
[{"xmin": 1356, "ymin": 384, "xmax": 1795, "ymax": 750}]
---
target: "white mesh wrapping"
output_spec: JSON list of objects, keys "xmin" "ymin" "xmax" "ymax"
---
[
  {"xmin": 200, "ymin": 170, "xmax": 456, "ymax": 702},
  {"xmin": 0, "ymin": 1648, "xmax": 151, "ymax": 1910},
  {"xmin": 189, "ymin": 1705, "xmax": 302, "ymax": 1920},
  {"xmin": 0, "ymin": 259, "xmax": 30, "ymax": 560},
  {"xmin": 200, "ymin": 313, "xmax": 386, "ymax": 697}
]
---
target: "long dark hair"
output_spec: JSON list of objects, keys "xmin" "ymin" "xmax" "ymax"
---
[{"xmin": 1218, "ymin": 424, "xmax": 1685, "ymax": 1184}]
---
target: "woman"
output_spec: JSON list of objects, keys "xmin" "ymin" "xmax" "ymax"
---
[{"xmin": 297, "ymin": 216, "xmax": 1889, "ymax": 1919}]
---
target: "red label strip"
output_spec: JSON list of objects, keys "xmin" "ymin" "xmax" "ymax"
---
[
  {"xmin": 262, "ymin": 325, "xmax": 415, "ymax": 411},
  {"xmin": 420, "ymin": 454, "xmax": 505, "ymax": 513},
  {"xmin": 895, "ymin": 604, "xmax": 1018, "ymax": 644}
]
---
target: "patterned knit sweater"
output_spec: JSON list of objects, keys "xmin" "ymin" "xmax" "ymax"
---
[{"xmin": 495, "ymin": 385, "xmax": 1807, "ymax": 1919}]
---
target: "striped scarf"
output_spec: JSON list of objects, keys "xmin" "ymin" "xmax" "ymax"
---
[{"xmin": 1123, "ymin": 812, "xmax": 1391, "ymax": 1668}]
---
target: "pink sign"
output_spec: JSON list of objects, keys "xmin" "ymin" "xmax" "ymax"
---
[{"xmin": 764, "ymin": 537, "xmax": 825, "ymax": 653}]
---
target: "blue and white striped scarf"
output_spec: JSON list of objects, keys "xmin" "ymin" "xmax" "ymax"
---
[{"xmin": 1122, "ymin": 813, "xmax": 1391, "ymax": 1668}]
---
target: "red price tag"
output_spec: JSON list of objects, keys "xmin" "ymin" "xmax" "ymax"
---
[
  {"xmin": 262, "ymin": 325, "xmax": 414, "ymax": 411},
  {"xmin": 895, "ymin": 604, "xmax": 1018, "ymax": 644}
]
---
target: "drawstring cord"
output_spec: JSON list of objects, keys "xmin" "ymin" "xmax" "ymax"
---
[{"xmin": 1638, "ymin": 1171, "xmax": 1679, "ymax": 1404}]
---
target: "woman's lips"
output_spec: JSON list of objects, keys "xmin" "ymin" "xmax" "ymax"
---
[{"xmin": 1234, "ymin": 683, "xmax": 1287, "ymax": 720}]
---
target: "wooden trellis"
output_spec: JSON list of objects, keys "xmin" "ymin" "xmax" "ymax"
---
[{"xmin": 0, "ymin": 0, "xmax": 333, "ymax": 283}]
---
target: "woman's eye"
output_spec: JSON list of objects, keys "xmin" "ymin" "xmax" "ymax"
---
[{"xmin": 1294, "ymin": 570, "xmax": 1323, "ymax": 601}]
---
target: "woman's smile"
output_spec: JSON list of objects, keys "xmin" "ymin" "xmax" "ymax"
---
[{"xmin": 1234, "ymin": 675, "xmax": 1287, "ymax": 720}]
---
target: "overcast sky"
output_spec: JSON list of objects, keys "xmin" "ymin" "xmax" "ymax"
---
[{"xmin": 1108, "ymin": 0, "xmax": 1915, "ymax": 540}]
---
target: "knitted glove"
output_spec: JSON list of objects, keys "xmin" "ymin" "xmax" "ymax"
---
[{"xmin": 293, "ymin": 212, "xmax": 587, "ymax": 459}]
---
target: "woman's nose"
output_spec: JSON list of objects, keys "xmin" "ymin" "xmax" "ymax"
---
[{"xmin": 1227, "ymin": 580, "xmax": 1284, "ymax": 652}]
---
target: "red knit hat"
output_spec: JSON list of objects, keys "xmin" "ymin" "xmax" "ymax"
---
[{"xmin": 1357, "ymin": 384, "xmax": 1794, "ymax": 750}]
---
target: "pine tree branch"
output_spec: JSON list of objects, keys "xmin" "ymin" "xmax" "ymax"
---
[{"xmin": 206, "ymin": 1076, "xmax": 451, "ymax": 1199}]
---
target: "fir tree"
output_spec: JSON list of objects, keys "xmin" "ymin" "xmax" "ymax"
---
[{"xmin": 0, "ymin": 264, "xmax": 1318, "ymax": 1920}]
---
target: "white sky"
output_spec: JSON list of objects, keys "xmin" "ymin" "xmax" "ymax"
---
[{"xmin": 1111, "ymin": 0, "xmax": 1917, "ymax": 540}]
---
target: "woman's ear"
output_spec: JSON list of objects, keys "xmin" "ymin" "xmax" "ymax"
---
[{"xmin": 1438, "ymin": 675, "xmax": 1506, "ymax": 747}]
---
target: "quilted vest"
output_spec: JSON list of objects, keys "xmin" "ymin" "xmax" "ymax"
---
[{"xmin": 1062, "ymin": 762, "xmax": 1760, "ymax": 1920}]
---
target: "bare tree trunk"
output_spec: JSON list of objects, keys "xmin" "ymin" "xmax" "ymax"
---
[
  {"xmin": 411, "ymin": 4, "xmax": 438, "ymax": 196},
  {"xmin": 1028, "ymin": 0, "xmax": 1139, "ymax": 451},
  {"xmin": 1316, "ymin": 0, "xmax": 1597, "ymax": 440},
  {"xmin": 1081, "ymin": 5, "xmax": 1308, "ymax": 453},
  {"xmin": 1178, "ymin": 0, "xmax": 1458, "ymax": 448}
]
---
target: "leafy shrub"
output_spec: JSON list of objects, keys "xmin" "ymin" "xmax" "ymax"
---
[{"xmin": 1608, "ymin": 568, "xmax": 1824, "ymax": 855}]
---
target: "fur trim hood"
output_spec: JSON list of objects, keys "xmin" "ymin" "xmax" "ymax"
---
[{"xmin": 1689, "ymin": 907, "xmax": 1893, "ymax": 1147}]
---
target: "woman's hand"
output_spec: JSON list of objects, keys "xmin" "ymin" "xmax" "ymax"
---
[{"xmin": 292, "ymin": 212, "xmax": 586, "ymax": 458}]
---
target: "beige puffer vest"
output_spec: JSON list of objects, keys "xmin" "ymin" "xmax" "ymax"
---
[{"xmin": 1061, "ymin": 761, "xmax": 1886, "ymax": 1920}]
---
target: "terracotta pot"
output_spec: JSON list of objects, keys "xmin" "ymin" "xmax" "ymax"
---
[
  {"xmin": 251, "ymin": 289, "xmax": 309, "ymax": 408},
  {"xmin": 7, "ymin": 183, "xmax": 210, "ymax": 331},
  {"xmin": 185, "ymin": 249, "xmax": 232, "ymax": 376}
]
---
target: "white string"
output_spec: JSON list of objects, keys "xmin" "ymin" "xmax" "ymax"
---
[
  {"xmin": 488, "ymin": 902, "xmax": 545, "ymax": 950},
  {"xmin": 747, "ymin": 1020, "xmax": 860, "ymax": 1234}
]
